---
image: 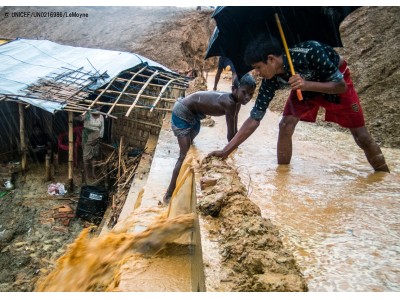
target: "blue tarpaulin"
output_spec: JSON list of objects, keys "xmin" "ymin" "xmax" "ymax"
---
[{"xmin": 0, "ymin": 39, "xmax": 173, "ymax": 113}]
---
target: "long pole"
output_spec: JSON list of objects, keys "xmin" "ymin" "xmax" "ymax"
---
[
  {"xmin": 275, "ymin": 13, "xmax": 303, "ymax": 101},
  {"xmin": 68, "ymin": 111, "xmax": 73, "ymax": 190},
  {"xmin": 18, "ymin": 103, "xmax": 27, "ymax": 172}
]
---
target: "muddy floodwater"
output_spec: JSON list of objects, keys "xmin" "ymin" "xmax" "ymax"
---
[{"xmin": 193, "ymin": 74, "xmax": 400, "ymax": 292}]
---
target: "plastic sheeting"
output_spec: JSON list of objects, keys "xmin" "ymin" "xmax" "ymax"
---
[{"xmin": 0, "ymin": 38, "xmax": 173, "ymax": 113}]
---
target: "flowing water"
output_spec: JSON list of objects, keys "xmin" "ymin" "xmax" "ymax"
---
[
  {"xmin": 35, "ymin": 213, "xmax": 194, "ymax": 292},
  {"xmin": 195, "ymin": 73, "xmax": 400, "ymax": 292}
]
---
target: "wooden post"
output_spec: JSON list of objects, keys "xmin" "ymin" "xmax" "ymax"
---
[
  {"xmin": 53, "ymin": 153, "xmax": 59, "ymax": 175},
  {"xmin": 18, "ymin": 103, "xmax": 27, "ymax": 172},
  {"xmin": 68, "ymin": 111, "xmax": 74, "ymax": 190},
  {"xmin": 45, "ymin": 153, "xmax": 51, "ymax": 181}
]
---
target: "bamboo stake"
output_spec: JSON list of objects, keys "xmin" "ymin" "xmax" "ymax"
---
[
  {"xmin": 125, "ymin": 71, "xmax": 159, "ymax": 117},
  {"xmin": 83, "ymin": 76, "xmax": 119, "ymax": 116},
  {"xmin": 117, "ymin": 136, "xmax": 124, "ymax": 181},
  {"xmin": 79, "ymin": 100, "xmax": 173, "ymax": 112},
  {"xmin": 18, "ymin": 103, "xmax": 27, "ymax": 172},
  {"xmin": 68, "ymin": 111, "xmax": 74, "ymax": 190},
  {"xmin": 130, "ymin": 119, "xmax": 162, "ymax": 128},
  {"xmin": 150, "ymin": 78, "xmax": 177, "ymax": 112},
  {"xmin": 95, "ymin": 89, "xmax": 176, "ymax": 103},
  {"xmin": 45, "ymin": 153, "xmax": 51, "ymax": 181},
  {"xmin": 275, "ymin": 13, "xmax": 303, "ymax": 101},
  {"xmin": 106, "ymin": 66, "xmax": 147, "ymax": 116},
  {"xmin": 53, "ymin": 153, "xmax": 59, "ymax": 175}
]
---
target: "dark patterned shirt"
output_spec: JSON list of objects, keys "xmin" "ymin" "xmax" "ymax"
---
[{"xmin": 250, "ymin": 40, "xmax": 343, "ymax": 121}]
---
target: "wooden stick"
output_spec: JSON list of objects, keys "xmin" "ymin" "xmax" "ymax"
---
[
  {"xmin": 18, "ymin": 103, "xmax": 27, "ymax": 172},
  {"xmin": 68, "ymin": 111, "xmax": 74, "ymax": 189},
  {"xmin": 129, "ymin": 119, "xmax": 162, "ymax": 128},
  {"xmin": 150, "ymin": 78, "xmax": 177, "ymax": 112},
  {"xmin": 125, "ymin": 71, "xmax": 159, "ymax": 117},
  {"xmin": 77, "ymin": 99, "xmax": 172, "ymax": 112},
  {"xmin": 95, "ymin": 89, "xmax": 176, "ymax": 103},
  {"xmin": 106, "ymin": 66, "xmax": 147, "ymax": 116},
  {"xmin": 275, "ymin": 13, "xmax": 303, "ymax": 101},
  {"xmin": 117, "ymin": 136, "xmax": 124, "ymax": 180},
  {"xmin": 84, "ymin": 76, "xmax": 118, "ymax": 115},
  {"xmin": 45, "ymin": 154, "xmax": 51, "ymax": 181}
]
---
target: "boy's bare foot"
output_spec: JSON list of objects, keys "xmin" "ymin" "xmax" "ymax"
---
[{"xmin": 163, "ymin": 193, "xmax": 171, "ymax": 206}]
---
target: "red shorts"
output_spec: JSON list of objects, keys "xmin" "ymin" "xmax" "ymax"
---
[{"xmin": 282, "ymin": 61, "xmax": 365, "ymax": 128}]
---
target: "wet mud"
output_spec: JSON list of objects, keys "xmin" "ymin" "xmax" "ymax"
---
[{"xmin": 197, "ymin": 156, "xmax": 308, "ymax": 292}]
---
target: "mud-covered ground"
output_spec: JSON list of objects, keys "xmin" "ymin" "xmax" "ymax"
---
[
  {"xmin": 0, "ymin": 163, "xmax": 86, "ymax": 292},
  {"xmin": 197, "ymin": 156, "xmax": 308, "ymax": 292}
]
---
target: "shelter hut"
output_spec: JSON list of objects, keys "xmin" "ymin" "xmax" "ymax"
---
[{"xmin": 0, "ymin": 39, "xmax": 189, "ymax": 200}]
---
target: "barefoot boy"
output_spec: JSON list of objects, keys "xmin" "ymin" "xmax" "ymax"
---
[{"xmin": 163, "ymin": 73, "xmax": 256, "ymax": 204}]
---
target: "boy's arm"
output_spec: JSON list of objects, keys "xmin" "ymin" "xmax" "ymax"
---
[
  {"xmin": 210, "ymin": 116, "xmax": 260, "ymax": 159},
  {"xmin": 225, "ymin": 111, "xmax": 236, "ymax": 142},
  {"xmin": 292, "ymin": 42, "xmax": 347, "ymax": 94},
  {"xmin": 234, "ymin": 103, "xmax": 241, "ymax": 133},
  {"xmin": 289, "ymin": 74, "xmax": 347, "ymax": 94}
]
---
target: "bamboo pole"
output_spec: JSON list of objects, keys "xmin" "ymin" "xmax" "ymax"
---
[
  {"xmin": 275, "ymin": 13, "xmax": 303, "ymax": 101},
  {"xmin": 53, "ymin": 153, "xmax": 59, "ymax": 175},
  {"xmin": 117, "ymin": 136, "xmax": 124, "ymax": 180},
  {"xmin": 45, "ymin": 153, "xmax": 51, "ymax": 181},
  {"xmin": 106, "ymin": 66, "xmax": 147, "ymax": 116},
  {"xmin": 18, "ymin": 103, "xmax": 27, "ymax": 172},
  {"xmin": 68, "ymin": 111, "xmax": 73, "ymax": 190},
  {"xmin": 125, "ymin": 71, "xmax": 159, "ymax": 117},
  {"xmin": 126, "ymin": 71, "xmax": 189, "ymax": 88},
  {"xmin": 150, "ymin": 78, "xmax": 177, "ymax": 112},
  {"xmin": 79, "ymin": 100, "xmax": 173, "ymax": 112},
  {"xmin": 130, "ymin": 119, "xmax": 162, "ymax": 128},
  {"xmin": 95, "ymin": 89, "xmax": 176, "ymax": 103},
  {"xmin": 83, "ymin": 76, "xmax": 119, "ymax": 116},
  {"xmin": 115, "ymin": 77, "xmax": 187, "ymax": 90}
]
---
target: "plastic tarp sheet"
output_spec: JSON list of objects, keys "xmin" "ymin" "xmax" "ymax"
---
[{"xmin": 0, "ymin": 39, "xmax": 173, "ymax": 113}]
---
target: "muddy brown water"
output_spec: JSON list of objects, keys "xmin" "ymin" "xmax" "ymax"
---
[
  {"xmin": 197, "ymin": 73, "xmax": 400, "ymax": 292},
  {"xmin": 35, "ymin": 213, "xmax": 194, "ymax": 291}
]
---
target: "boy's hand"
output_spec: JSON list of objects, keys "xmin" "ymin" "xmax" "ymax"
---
[
  {"xmin": 207, "ymin": 150, "xmax": 228, "ymax": 160},
  {"xmin": 288, "ymin": 74, "xmax": 306, "ymax": 91}
]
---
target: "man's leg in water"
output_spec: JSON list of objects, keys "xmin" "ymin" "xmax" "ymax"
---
[
  {"xmin": 350, "ymin": 126, "xmax": 390, "ymax": 172},
  {"xmin": 277, "ymin": 115, "xmax": 300, "ymax": 164}
]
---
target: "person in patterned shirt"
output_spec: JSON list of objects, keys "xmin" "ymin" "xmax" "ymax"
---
[{"xmin": 209, "ymin": 35, "xmax": 389, "ymax": 173}]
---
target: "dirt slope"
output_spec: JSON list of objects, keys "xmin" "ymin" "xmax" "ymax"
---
[{"xmin": 0, "ymin": 6, "xmax": 216, "ymax": 73}]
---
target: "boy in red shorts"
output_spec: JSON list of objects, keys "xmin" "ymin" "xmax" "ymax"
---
[{"xmin": 209, "ymin": 35, "xmax": 389, "ymax": 172}]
